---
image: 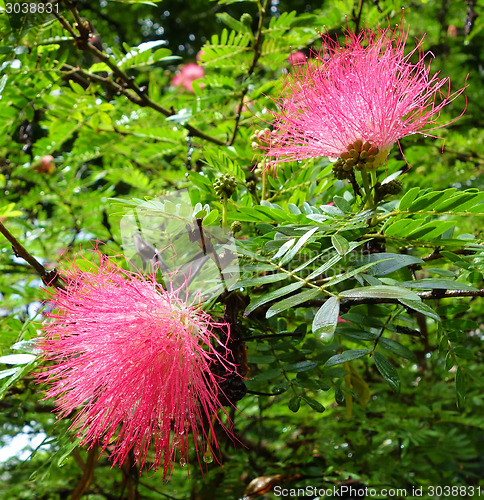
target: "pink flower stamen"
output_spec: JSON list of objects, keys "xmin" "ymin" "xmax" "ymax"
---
[
  {"xmin": 262, "ymin": 24, "xmax": 466, "ymax": 169},
  {"xmin": 36, "ymin": 253, "xmax": 235, "ymax": 479}
]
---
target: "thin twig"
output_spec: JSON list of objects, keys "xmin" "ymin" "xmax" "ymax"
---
[
  {"xmin": 0, "ymin": 221, "xmax": 64, "ymax": 288},
  {"xmin": 54, "ymin": 3, "xmax": 225, "ymax": 146},
  {"xmin": 352, "ymin": 0, "xmax": 365, "ymax": 33}
]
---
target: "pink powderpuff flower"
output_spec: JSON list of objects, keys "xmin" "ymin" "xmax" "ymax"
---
[
  {"xmin": 288, "ymin": 50, "xmax": 307, "ymax": 66},
  {"xmin": 172, "ymin": 62, "xmax": 205, "ymax": 92},
  {"xmin": 36, "ymin": 254, "xmax": 235, "ymax": 479},
  {"xmin": 263, "ymin": 24, "xmax": 466, "ymax": 169}
]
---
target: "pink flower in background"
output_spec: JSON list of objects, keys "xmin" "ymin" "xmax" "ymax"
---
[
  {"xmin": 263, "ymin": 25, "xmax": 465, "ymax": 167},
  {"xmin": 37, "ymin": 254, "xmax": 234, "ymax": 479},
  {"xmin": 288, "ymin": 50, "xmax": 306, "ymax": 66},
  {"xmin": 172, "ymin": 62, "xmax": 205, "ymax": 92}
]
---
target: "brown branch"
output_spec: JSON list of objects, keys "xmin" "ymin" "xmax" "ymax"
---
[
  {"xmin": 70, "ymin": 446, "xmax": 98, "ymax": 500},
  {"xmin": 419, "ymin": 247, "xmax": 476, "ymax": 263},
  {"xmin": 120, "ymin": 454, "xmax": 140, "ymax": 500},
  {"xmin": 0, "ymin": 221, "xmax": 63, "ymax": 288},
  {"xmin": 54, "ymin": 3, "xmax": 226, "ymax": 146},
  {"xmin": 72, "ymin": 448, "xmax": 87, "ymax": 473},
  {"xmin": 247, "ymin": 288, "xmax": 484, "ymax": 317},
  {"xmin": 352, "ymin": 0, "xmax": 365, "ymax": 33},
  {"xmin": 321, "ymin": 288, "xmax": 484, "ymax": 306}
]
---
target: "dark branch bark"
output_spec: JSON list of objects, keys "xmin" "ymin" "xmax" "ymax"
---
[
  {"xmin": 54, "ymin": 3, "xmax": 226, "ymax": 146},
  {"xmin": 247, "ymin": 288, "xmax": 484, "ymax": 317},
  {"xmin": 0, "ymin": 221, "xmax": 64, "ymax": 288}
]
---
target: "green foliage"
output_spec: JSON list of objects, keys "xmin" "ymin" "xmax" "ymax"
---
[{"xmin": 0, "ymin": 0, "xmax": 483, "ymax": 498}]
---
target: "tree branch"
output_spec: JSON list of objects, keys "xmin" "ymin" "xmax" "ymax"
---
[
  {"xmin": 313, "ymin": 288, "xmax": 484, "ymax": 307},
  {"xmin": 247, "ymin": 288, "xmax": 484, "ymax": 317},
  {"xmin": 0, "ymin": 221, "xmax": 64, "ymax": 288},
  {"xmin": 54, "ymin": 2, "xmax": 226, "ymax": 146},
  {"xmin": 70, "ymin": 446, "xmax": 98, "ymax": 500}
]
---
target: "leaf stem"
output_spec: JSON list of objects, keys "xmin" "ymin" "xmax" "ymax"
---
[
  {"xmin": 360, "ymin": 167, "xmax": 373, "ymax": 209},
  {"xmin": 222, "ymin": 194, "xmax": 228, "ymax": 228},
  {"xmin": 261, "ymin": 170, "xmax": 267, "ymax": 201}
]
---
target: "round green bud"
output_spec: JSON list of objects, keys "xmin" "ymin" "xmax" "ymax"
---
[
  {"xmin": 376, "ymin": 179, "xmax": 403, "ymax": 198},
  {"xmin": 246, "ymin": 180, "xmax": 256, "ymax": 192},
  {"xmin": 332, "ymin": 160, "xmax": 353, "ymax": 180},
  {"xmin": 214, "ymin": 173, "xmax": 237, "ymax": 197},
  {"xmin": 231, "ymin": 221, "xmax": 242, "ymax": 234},
  {"xmin": 384, "ymin": 179, "xmax": 403, "ymax": 195}
]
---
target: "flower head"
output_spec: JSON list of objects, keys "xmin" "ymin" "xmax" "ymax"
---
[
  {"xmin": 172, "ymin": 62, "xmax": 205, "ymax": 92},
  {"xmin": 263, "ymin": 25, "xmax": 465, "ymax": 169},
  {"xmin": 36, "ymin": 254, "xmax": 234, "ymax": 479},
  {"xmin": 288, "ymin": 50, "xmax": 307, "ymax": 66}
]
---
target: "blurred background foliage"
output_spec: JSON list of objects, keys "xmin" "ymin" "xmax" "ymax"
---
[{"xmin": 0, "ymin": 0, "xmax": 483, "ymax": 498}]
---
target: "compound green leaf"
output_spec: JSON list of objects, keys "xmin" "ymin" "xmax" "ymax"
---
[
  {"xmin": 245, "ymin": 281, "xmax": 304, "ymax": 316},
  {"xmin": 266, "ymin": 288, "xmax": 321, "ymax": 318},
  {"xmin": 340, "ymin": 285, "xmax": 420, "ymax": 301},
  {"xmin": 325, "ymin": 349, "xmax": 370, "ymax": 367},
  {"xmin": 373, "ymin": 352, "xmax": 400, "ymax": 392}
]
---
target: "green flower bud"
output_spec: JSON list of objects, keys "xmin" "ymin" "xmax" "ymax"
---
[
  {"xmin": 246, "ymin": 180, "xmax": 256, "ymax": 192},
  {"xmin": 375, "ymin": 179, "xmax": 403, "ymax": 198},
  {"xmin": 231, "ymin": 221, "xmax": 242, "ymax": 234},
  {"xmin": 214, "ymin": 173, "xmax": 237, "ymax": 198},
  {"xmin": 332, "ymin": 160, "xmax": 353, "ymax": 179}
]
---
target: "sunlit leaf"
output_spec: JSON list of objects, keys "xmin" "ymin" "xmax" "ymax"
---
[{"xmin": 312, "ymin": 296, "xmax": 340, "ymax": 343}]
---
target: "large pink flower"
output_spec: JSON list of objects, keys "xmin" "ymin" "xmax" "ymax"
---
[
  {"xmin": 36, "ymin": 254, "xmax": 234, "ymax": 479},
  {"xmin": 263, "ymin": 25, "xmax": 465, "ymax": 167}
]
